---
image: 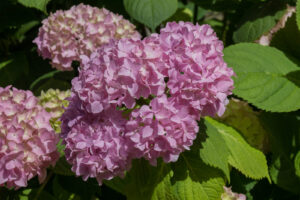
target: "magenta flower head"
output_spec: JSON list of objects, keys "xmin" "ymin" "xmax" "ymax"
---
[
  {"xmin": 33, "ymin": 4, "xmax": 141, "ymax": 71},
  {"xmin": 0, "ymin": 86, "xmax": 59, "ymax": 189},
  {"xmin": 61, "ymin": 21, "xmax": 234, "ymax": 184}
]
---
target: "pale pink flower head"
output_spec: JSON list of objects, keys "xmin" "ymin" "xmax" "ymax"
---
[
  {"xmin": 159, "ymin": 21, "xmax": 234, "ymax": 119},
  {"xmin": 0, "ymin": 86, "xmax": 59, "ymax": 188},
  {"xmin": 33, "ymin": 4, "xmax": 141, "ymax": 71}
]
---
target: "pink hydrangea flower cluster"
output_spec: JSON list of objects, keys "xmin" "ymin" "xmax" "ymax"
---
[
  {"xmin": 126, "ymin": 95, "xmax": 198, "ymax": 165},
  {"xmin": 33, "ymin": 4, "xmax": 141, "ymax": 71},
  {"xmin": 61, "ymin": 21, "xmax": 234, "ymax": 184},
  {"xmin": 160, "ymin": 22, "xmax": 234, "ymax": 118},
  {"xmin": 62, "ymin": 99, "xmax": 130, "ymax": 184},
  {"xmin": 0, "ymin": 86, "xmax": 59, "ymax": 188}
]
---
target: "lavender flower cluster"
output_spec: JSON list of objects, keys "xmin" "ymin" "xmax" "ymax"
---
[{"xmin": 61, "ymin": 21, "xmax": 234, "ymax": 184}]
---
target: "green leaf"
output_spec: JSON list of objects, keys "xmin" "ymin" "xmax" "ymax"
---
[
  {"xmin": 19, "ymin": 189, "xmax": 32, "ymax": 200},
  {"xmin": 166, "ymin": 8, "xmax": 193, "ymax": 23},
  {"xmin": 30, "ymin": 71, "xmax": 73, "ymax": 95},
  {"xmin": 171, "ymin": 153, "xmax": 225, "ymax": 200},
  {"xmin": 233, "ymin": 3, "xmax": 285, "ymax": 43},
  {"xmin": 151, "ymin": 170, "xmax": 175, "ymax": 200},
  {"xmin": 295, "ymin": 151, "xmax": 300, "ymax": 178},
  {"xmin": 199, "ymin": 120, "xmax": 231, "ymax": 180},
  {"xmin": 30, "ymin": 71, "xmax": 60, "ymax": 90},
  {"xmin": 233, "ymin": 16, "xmax": 274, "ymax": 43},
  {"xmin": 177, "ymin": 1, "xmax": 207, "ymax": 21},
  {"xmin": 0, "ymin": 53, "xmax": 29, "ymax": 88},
  {"xmin": 271, "ymin": 14, "xmax": 300, "ymax": 62},
  {"xmin": 106, "ymin": 118, "xmax": 269, "ymax": 200},
  {"xmin": 0, "ymin": 1, "xmax": 38, "ymax": 32},
  {"xmin": 0, "ymin": 59, "xmax": 12, "ymax": 70},
  {"xmin": 124, "ymin": 0, "xmax": 178, "ymax": 30},
  {"xmin": 205, "ymin": 117, "xmax": 270, "ymax": 181},
  {"xmin": 270, "ymin": 156, "xmax": 300, "ymax": 194},
  {"xmin": 56, "ymin": 139, "xmax": 65, "ymax": 157},
  {"xmin": 106, "ymin": 156, "xmax": 225, "ymax": 200},
  {"xmin": 297, "ymin": 0, "xmax": 300, "ymax": 31},
  {"xmin": 229, "ymin": 170, "xmax": 258, "ymax": 200},
  {"xmin": 260, "ymin": 112, "xmax": 300, "ymax": 194},
  {"xmin": 14, "ymin": 20, "xmax": 39, "ymax": 42},
  {"xmin": 105, "ymin": 159, "xmax": 173, "ymax": 200},
  {"xmin": 224, "ymin": 43, "xmax": 300, "ymax": 112},
  {"xmin": 18, "ymin": 0, "xmax": 51, "ymax": 14}
]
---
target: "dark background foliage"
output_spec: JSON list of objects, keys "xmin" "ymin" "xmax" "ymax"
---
[{"xmin": 0, "ymin": 0, "xmax": 300, "ymax": 199}]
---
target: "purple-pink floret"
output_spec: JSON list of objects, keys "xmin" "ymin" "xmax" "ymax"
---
[
  {"xmin": 61, "ymin": 21, "xmax": 234, "ymax": 185},
  {"xmin": 33, "ymin": 4, "xmax": 141, "ymax": 71},
  {"xmin": 0, "ymin": 86, "xmax": 59, "ymax": 189}
]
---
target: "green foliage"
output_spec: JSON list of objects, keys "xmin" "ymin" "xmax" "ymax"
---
[
  {"xmin": 260, "ymin": 112, "xmax": 300, "ymax": 194},
  {"xmin": 170, "ymin": 153, "xmax": 225, "ymax": 200},
  {"xmin": 30, "ymin": 70, "xmax": 73, "ymax": 95},
  {"xmin": 295, "ymin": 151, "xmax": 300, "ymax": 178},
  {"xmin": 14, "ymin": 21, "xmax": 39, "ymax": 43},
  {"xmin": 123, "ymin": 0, "xmax": 178, "ymax": 30},
  {"xmin": 105, "ymin": 159, "xmax": 174, "ymax": 200},
  {"xmin": 0, "ymin": 59, "xmax": 12, "ymax": 70},
  {"xmin": 105, "ymin": 117, "xmax": 270, "ymax": 200},
  {"xmin": 271, "ymin": 14, "xmax": 300, "ymax": 62},
  {"xmin": 0, "ymin": 52, "xmax": 29, "ymax": 87},
  {"xmin": 216, "ymin": 99, "xmax": 269, "ymax": 152},
  {"xmin": 106, "ymin": 157, "xmax": 225, "ymax": 200},
  {"xmin": 233, "ymin": 3, "xmax": 285, "ymax": 43},
  {"xmin": 297, "ymin": 0, "xmax": 300, "ymax": 30},
  {"xmin": 224, "ymin": 43, "xmax": 300, "ymax": 112},
  {"xmin": 202, "ymin": 118, "xmax": 270, "ymax": 181},
  {"xmin": 167, "ymin": 8, "xmax": 193, "ymax": 23},
  {"xmin": 199, "ymin": 119, "xmax": 231, "ymax": 180},
  {"xmin": 18, "ymin": 0, "xmax": 51, "ymax": 14}
]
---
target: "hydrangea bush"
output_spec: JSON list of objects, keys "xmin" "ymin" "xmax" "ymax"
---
[
  {"xmin": 1, "ymin": 0, "xmax": 300, "ymax": 199},
  {"xmin": 61, "ymin": 21, "xmax": 234, "ymax": 184}
]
